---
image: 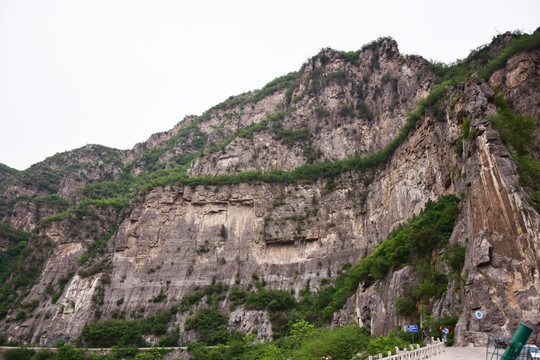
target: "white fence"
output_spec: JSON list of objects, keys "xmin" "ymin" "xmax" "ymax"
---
[{"xmin": 352, "ymin": 338, "xmax": 445, "ymax": 360}]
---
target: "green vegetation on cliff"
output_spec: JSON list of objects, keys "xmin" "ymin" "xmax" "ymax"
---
[
  {"xmin": 479, "ymin": 30, "xmax": 540, "ymax": 80},
  {"xmin": 490, "ymin": 92, "xmax": 540, "ymax": 212},
  {"xmin": 0, "ymin": 222, "xmax": 42, "ymax": 320},
  {"xmin": 430, "ymin": 29, "xmax": 540, "ymax": 84},
  {"xmin": 137, "ymin": 79, "xmax": 448, "ymax": 191},
  {"xmin": 79, "ymin": 308, "xmax": 176, "ymax": 347},
  {"xmin": 317, "ymin": 195, "xmax": 461, "ymax": 320}
]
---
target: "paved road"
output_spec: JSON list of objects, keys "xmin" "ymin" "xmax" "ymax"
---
[{"xmin": 431, "ymin": 346, "xmax": 486, "ymax": 359}]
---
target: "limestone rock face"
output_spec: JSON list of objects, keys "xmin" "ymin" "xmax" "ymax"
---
[
  {"xmin": 342, "ymin": 73, "xmax": 540, "ymax": 345},
  {"xmin": 490, "ymin": 48, "xmax": 540, "ymax": 161},
  {"xmin": 187, "ymin": 43, "xmax": 431, "ymax": 177},
  {"xmin": 1, "ymin": 35, "xmax": 539, "ymax": 347}
]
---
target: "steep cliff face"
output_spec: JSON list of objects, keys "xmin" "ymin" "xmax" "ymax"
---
[
  {"xmin": 457, "ymin": 46, "xmax": 540, "ymax": 345},
  {"xmin": 338, "ymin": 71, "xmax": 540, "ymax": 344},
  {"xmin": 1, "ymin": 32, "xmax": 539, "ymax": 347},
  {"xmin": 490, "ymin": 48, "xmax": 540, "ymax": 160}
]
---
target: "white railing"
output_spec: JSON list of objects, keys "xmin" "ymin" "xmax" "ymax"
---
[{"xmin": 352, "ymin": 338, "xmax": 445, "ymax": 360}]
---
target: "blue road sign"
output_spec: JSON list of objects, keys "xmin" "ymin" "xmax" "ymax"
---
[{"xmin": 407, "ymin": 325, "xmax": 418, "ymax": 332}]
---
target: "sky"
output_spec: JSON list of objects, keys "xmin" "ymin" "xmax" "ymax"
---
[{"xmin": 0, "ymin": 1, "xmax": 538, "ymax": 170}]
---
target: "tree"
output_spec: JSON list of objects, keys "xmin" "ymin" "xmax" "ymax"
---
[
  {"xmin": 220, "ymin": 224, "xmax": 227, "ymax": 238},
  {"xmin": 289, "ymin": 319, "xmax": 315, "ymax": 345}
]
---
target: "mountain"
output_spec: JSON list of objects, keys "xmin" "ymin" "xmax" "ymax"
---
[{"xmin": 1, "ymin": 29, "xmax": 539, "ymax": 348}]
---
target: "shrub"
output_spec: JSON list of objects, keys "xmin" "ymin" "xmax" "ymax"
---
[
  {"xmin": 367, "ymin": 332, "xmax": 409, "ymax": 356},
  {"xmin": 337, "ymin": 103, "xmax": 355, "ymax": 117},
  {"xmin": 444, "ymin": 243, "xmax": 466, "ymax": 274},
  {"xmin": 241, "ymin": 343, "xmax": 286, "ymax": 360},
  {"xmin": 14, "ymin": 310, "xmax": 27, "ymax": 322},
  {"xmin": 178, "ymin": 282, "xmax": 229, "ymax": 311},
  {"xmin": 77, "ymin": 228, "xmax": 118, "ymax": 266},
  {"xmin": 3, "ymin": 348, "xmax": 35, "ymax": 360},
  {"xmin": 273, "ymin": 127, "xmax": 310, "ymax": 146},
  {"xmin": 79, "ymin": 319, "xmax": 145, "ymax": 347},
  {"xmin": 150, "ymin": 291, "xmax": 167, "ymax": 303},
  {"xmin": 185, "ymin": 308, "xmax": 230, "ymax": 345},
  {"xmin": 78, "ymin": 260, "xmax": 111, "ymax": 278},
  {"xmin": 459, "ymin": 118, "xmax": 474, "ymax": 140},
  {"xmin": 489, "ymin": 112, "xmax": 535, "ymax": 156},
  {"xmin": 244, "ymin": 289, "xmax": 296, "ymax": 312},
  {"xmin": 356, "ymin": 100, "xmax": 374, "ymax": 121},
  {"xmin": 395, "ymin": 296, "xmax": 417, "ymax": 316},
  {"xmin": 338, "ymin": 49, "xmax": 361, "ymax": 65},
  {"xmin": 140, "ymin": 309, "xmax": 173, "ymax": 335},
  {"xmin": 31, "ymin": 349, "xmax": 54, "ymax": 360},
  {"xmin": 228, "ymin": 286, "xmax": 248, "ymax": 309},
  {"xmin": 196, "ymin": 244, "xmax": 210, "ymax": 255},
  {"xmin": 38, "ymin": 212, "xmax": 68, "ymax": 229},
  {"xmin": 314, "ymin": 106, "xmax": 330, "ymax": 119},
  {"xmin": 220, "ymin": 224, "xmax": 227, "ymax": 238},
  {"xmin": 20, "ymin": 299, "xmax": 39, "ymax": 312},
  {"xmin": 158, "ymin": 326, "xmax": 179, "ymax": 347},
  {"xmin": 0, "ymin": 223, "xmax": 31, "ymax": 244},
  {"xmin": 188, "ymin": 342, "xmax": 230, "ymax": 360},
  {"xmin": 325, "ymin": 70, "xmax": 349, "ymax": 86},
  {"xmin": 54, "ymin": 344, "xmax": 85, "ymax": 360},
  {"xmin": 111, "ymin": 346, "xmax": 139, "ymax": 359},
  {"xmin": 289, "ymin": 319, "xmax": 315, "ymax": 345},
  {"xmin": 292, "ymin": 323, "xmax": 370, "ymax": 360},
  {"xmin": 133, "ymin": 349, "xmax": 164, "ymax": 360}
]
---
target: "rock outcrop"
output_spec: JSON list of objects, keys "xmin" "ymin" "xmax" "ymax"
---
[{"xmin": 1, "ymin": 33, "xmax": 539, "ymax": 347}]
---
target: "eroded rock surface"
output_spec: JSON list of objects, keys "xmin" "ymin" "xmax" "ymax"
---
[{"xmin": 1, "ymin": 36, "xmax": 539, "ymax": 347}]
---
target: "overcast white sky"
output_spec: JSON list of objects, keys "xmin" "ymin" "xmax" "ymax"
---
[{"xmin": 1, "ymin": 0, "xmax": 538, "ymax": 170}]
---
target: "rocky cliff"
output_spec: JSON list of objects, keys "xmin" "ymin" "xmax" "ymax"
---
[{"xmin": 1, "ymin": 30, "xmax": 539, "ymax": 347}]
